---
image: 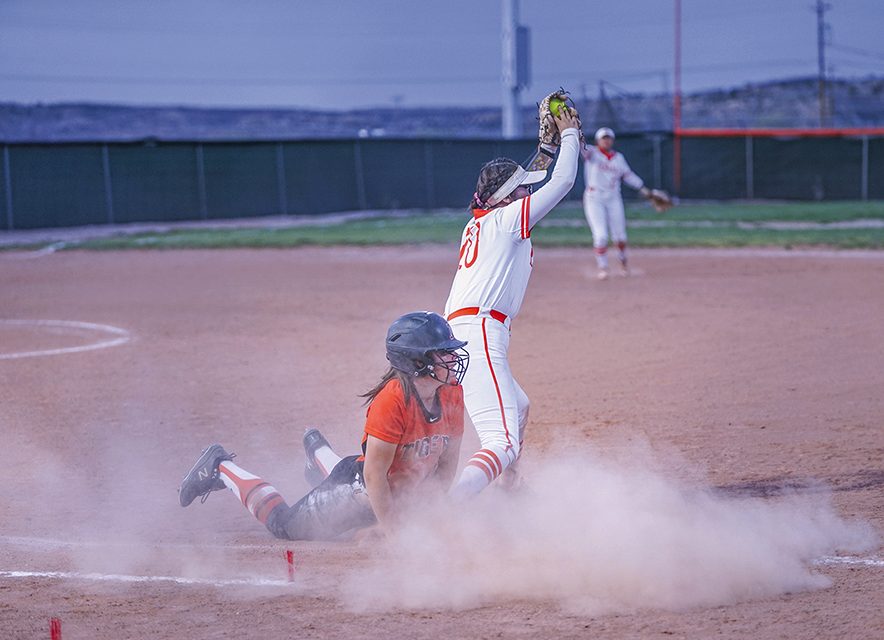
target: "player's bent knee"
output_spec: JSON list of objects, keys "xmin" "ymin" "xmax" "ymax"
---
[
  {"xmin": 265, "ymin": 505, "xmax": 302, "ymax": 540},
  {"xmin": 517, "ymin": 401, "xmax": 530, "ymax": 429}
]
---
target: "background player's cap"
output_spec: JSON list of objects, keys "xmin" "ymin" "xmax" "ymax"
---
[
  {"xmin": 595, "ymin": 127, "xmax": 616, "ymax": 141},
  {"xmin": 486, "ymin": 165, "xmax": 547, "ymax": 206}
]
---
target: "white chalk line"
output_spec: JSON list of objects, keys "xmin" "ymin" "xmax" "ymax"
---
[
  {"xmin": 2, "ymin": 534, "xmax": 881, "ymax": 568},
  {"xmin": 0, "ymin": 535, "xmax": 268, "ymax": 551},
  {"xmin": 0, "ymin": 570, "xmax": 293, "ymax": 588},
  {"xmin": 0, "ymin": 319, "xmax": 130, "ymax": 360},
  {"xmin": 1, "ymin": 560, "xmax": 881, "ymax": 591},
  {"xmin": 814, "ymin": 555, "xmax": 884, "ymax": 567}
]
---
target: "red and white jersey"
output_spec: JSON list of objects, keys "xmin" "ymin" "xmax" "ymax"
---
[
  {"xmin": 582, "ymin": 145, "xmax": 643, "ymax": 198},
  {"xmin": 444, "ymin": 128, "xmax": 581, "ymax": 321}
]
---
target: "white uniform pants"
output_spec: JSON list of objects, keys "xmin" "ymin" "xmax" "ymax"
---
[
  {"xmin": 449, "ymin": 315, "xmax": 529, "ymax": 496},
  {"xmin": 583, "ymin": 191, "xmax": 628, "ymax": 268}
]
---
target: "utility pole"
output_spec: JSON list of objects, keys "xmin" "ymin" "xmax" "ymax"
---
[
  {"xmin": 673, "ymin": 0, "xmax": 682, "ymax": 193},
  {"xmin": 815, "ymin": 0, "xmax": 832, "ymax": 127},
  {"xmin": 501, "ymin": 0, "xmax": 530, "ymax": 138}
]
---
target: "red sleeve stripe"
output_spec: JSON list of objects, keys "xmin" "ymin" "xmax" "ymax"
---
[
  {"xmin": 520, "ymin": 197, "xmax": 526, "ymax": 239},
  {"xmin": 520, "ymin": 195, "xmax": 532, "ymax": 239}
]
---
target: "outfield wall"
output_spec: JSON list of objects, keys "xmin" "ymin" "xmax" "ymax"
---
[{"xmin": 1, "ymin": 134, "xmax": 881, "ymax": 230}]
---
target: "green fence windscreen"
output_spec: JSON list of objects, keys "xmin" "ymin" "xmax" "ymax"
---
[
  {"xmin": 203, "ymin": 143, "xmax": 280, "ymax": 218},
  {"xmin": 869, "ymin": 138, "xmax": 884, "ymax": 200},
  {"xmin": 753, "ymin": 137, "xmax": 863, "ymax": 200},
  {"xmin": 681, "ymin": 138, "xmax": 747, "ymax": 199},
  {"xmin": 8, "ymin": 145, "xmax": 107, "ymax": 229},
  {"xmin": 3, "ymin": 134, "xmax": 881, "ymax": 229},
  {"xmin": 108, "ymin": 143, "xmax": 200, "ymax": 223},
  {"xmin": 283, "ymin": 141, "xmax": 361, "ymax": 215}
]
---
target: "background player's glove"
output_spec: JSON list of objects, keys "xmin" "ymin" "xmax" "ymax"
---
[
  {"xmin": 526, "ymin": 89, "xmax": 584, "ymax": 172},
  {"xmin": 642, "ymin": 188, "xmax": 673, "ymax": 212}
]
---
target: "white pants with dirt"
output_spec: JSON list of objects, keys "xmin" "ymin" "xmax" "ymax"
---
[
  {"xmin": 449, "ymin": 314, "xmax": 529, "ymax": 497},
  {"xmin": 583, "ymin": 190, "xmax": 628, "ymax": 269}
]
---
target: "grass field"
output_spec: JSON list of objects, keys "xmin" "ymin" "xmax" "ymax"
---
[{"xmin": 9, "ymin": 201, "xmax": 884, "ymax": 250}]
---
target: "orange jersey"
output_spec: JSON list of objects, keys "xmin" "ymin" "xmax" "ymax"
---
[{"xmin": 361, "ymin": 378, "xmax": 464, "ymax": 496}]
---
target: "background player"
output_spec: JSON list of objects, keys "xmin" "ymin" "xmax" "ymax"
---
[
  {"xmin": 444, "ymin": 101, "xmax": 581, "ymax": 497},
  {"xmin": 581, "ymin": 127, "xmax": 663, "ymax": 279},
  {"xmin": 178, "ymin": 311, "xmax": 468, "ymax": 540}
]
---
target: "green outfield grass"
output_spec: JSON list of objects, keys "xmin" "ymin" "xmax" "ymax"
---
[
  {"xmin": 556, "ymin": 200, "xmax": 884, "ymax": 223},
  {"xmin": 9, "ymin": 201, "xmax": 884, "ymax": 251}
]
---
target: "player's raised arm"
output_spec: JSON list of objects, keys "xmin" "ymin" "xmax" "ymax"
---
[{"xmin": 525, "ymin": 105, "xmax": 582, "ymax": 230}]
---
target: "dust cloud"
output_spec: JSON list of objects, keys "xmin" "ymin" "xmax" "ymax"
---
[{"xmin": 343, "ymin": 442, "xmax": 877, "ymax": 614}]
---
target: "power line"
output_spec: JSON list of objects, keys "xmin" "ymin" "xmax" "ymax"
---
[
  {"xmin": 0, "ymin": 72, "xmax": 501, "ymax": 87},
  {"xmin": 0, "ymin": 58, "xmax": 821, "ymax": 92},
  {"xmin": 830, "ymin": 43, "xmax": 884, "ymax": 62}
]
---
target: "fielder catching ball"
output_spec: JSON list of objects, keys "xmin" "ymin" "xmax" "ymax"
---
[
  {"xmin": 444, "ymin": 91, "xmax": 582, "ymax": 497},
  {"xmin": 581, "ymin": 127, "xmax": 671, "ymax": 279},
  {"xmin": 178, "ymin": 312, "xmax": 468, "ymax": 540}
]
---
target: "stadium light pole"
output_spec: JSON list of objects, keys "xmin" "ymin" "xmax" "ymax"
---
[
  {"xmin": 814, "ymin": 0, "xmax": 832, "ymax": 127},
  {"xmin": 502, "ymin": 0, "xmax": 520, "ymax": 139},
  {"xmin": 673, "ymin": 0, "xmax": 682, "ymax": 193}
]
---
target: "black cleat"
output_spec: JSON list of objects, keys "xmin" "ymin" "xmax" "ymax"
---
[
  {"xmin": 178, "ymin": 444, "xmax": 234, "ymax": 507},
  {"xmin": 303, "ymin": 428, "xmax": 331, "ymax": 488}
]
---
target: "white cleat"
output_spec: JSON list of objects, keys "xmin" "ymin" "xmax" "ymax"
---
[{"xmin": 597, "ymin": 268, "xmax": 610, "ymax": 281}]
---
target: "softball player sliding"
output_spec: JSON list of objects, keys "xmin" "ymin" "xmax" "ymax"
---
[
  {"xmin": 581, "ymin": 127, "xmax": 654, "ymax": 279},
  {"xmin": 444, "ymin": 106, "xmax": 581, "ymax": 497},
  {"xmin": 178, "ymin": 312, "xmax": 468, "ymax": 540}
]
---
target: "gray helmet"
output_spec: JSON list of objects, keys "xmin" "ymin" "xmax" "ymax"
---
[{"xmin": 386, "ymin": 311, "xmax": 469, "ymax": 384}]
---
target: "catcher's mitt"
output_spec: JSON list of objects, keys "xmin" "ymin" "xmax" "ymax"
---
[
  {"xmin": 538, "ymin": 88, "xmax": 583, "ymax": 146},
  {"xmin": 647, "ymin": 188, "xmax": 673, "ymax": 213}
]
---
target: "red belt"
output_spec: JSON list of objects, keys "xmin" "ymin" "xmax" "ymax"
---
[{"xmin": 447, "ymin": 307, "xmax": 508, "ymax": 324}]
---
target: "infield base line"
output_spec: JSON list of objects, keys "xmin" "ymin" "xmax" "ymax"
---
[{"xmin": 0, "ymin": 569, "xmax": 292, "ymax": 588}]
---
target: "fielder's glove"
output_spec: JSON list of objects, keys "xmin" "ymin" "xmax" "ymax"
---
[
  {"xmin": 538, "ymin": 88, "xmax": 583, "ymax": 146},
  {"xmin": 646, "ymin": 188, "xmax": 673, "ymax": 213}
]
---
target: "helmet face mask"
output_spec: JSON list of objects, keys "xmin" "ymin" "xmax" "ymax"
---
[
  {"xmin": 386, "ymin": 312, "xmax": 469, "ymax": 384},
  {"xmin": 425, "ymin": 347, "xmax": 470, "ymax": 385}
]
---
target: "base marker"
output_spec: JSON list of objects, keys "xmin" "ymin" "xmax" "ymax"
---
[{"xmin": 285, "ymin": 549, "xmax": 295, "ymax": 581}]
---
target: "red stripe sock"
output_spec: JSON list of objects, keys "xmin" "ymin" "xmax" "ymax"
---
[{"xmin": 219, "ymin": 461, "xmax": 286, "ymax": 525}]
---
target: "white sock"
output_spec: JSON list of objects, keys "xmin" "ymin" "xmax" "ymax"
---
[
  {"xmin": 450, "ymin": 465, "xmax": 489, "ymax": 499},
  {"xmin": 218, "ymin": 460, "xmax": 258, "ymax": 499},
  {"xmin": 313, "ymin": 445, "xmax": 342, "ymax": 476},
  {"xmin": 217, "ymin": 461, "xmax": 284, "ymax": 525}
]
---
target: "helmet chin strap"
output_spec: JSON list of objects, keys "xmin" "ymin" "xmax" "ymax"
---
[{"xmin": 424, "ymin": 362, "xmax": 454, "ymax": 385}]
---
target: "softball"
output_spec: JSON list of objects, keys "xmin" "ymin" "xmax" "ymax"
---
[{"xmin": 549, "ymin": 97, "xmax": 566, "ymax": 117}]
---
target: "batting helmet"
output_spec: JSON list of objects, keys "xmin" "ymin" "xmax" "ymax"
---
[{"xmin": 386, "ymin": 311, "xmax": 469, "ymax": 384}]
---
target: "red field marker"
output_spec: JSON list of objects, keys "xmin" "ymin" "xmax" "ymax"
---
[
  {"xmin": 285, "ymin": 549, "xmax": 295, "ymax": 582},
  {"xmin": 50, "ymin": 617, "xmax": 62, "ymax": 640}
]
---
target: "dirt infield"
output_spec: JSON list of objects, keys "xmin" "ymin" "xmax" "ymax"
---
[{"xmin": 1, "ymin": 246, "xmax": 882, "ymax": 639}]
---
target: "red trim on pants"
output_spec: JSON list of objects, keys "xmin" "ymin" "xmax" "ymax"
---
[
  {"xmin": 447, "ymin": 307, "xmax": 508, "ymax": 324},
  {"xmin": 481, "ymin": 318, "xmax": 513, "ymax": 450}
]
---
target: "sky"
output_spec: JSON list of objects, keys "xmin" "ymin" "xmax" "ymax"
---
[{"xmin": 1, "ymin": 0, "xmax": 882, "ymax": 110}]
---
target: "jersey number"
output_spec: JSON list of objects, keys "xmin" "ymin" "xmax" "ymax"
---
[{"xmin": 458, "ymin": 222, "xmax": 480, "ymax": 270}]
